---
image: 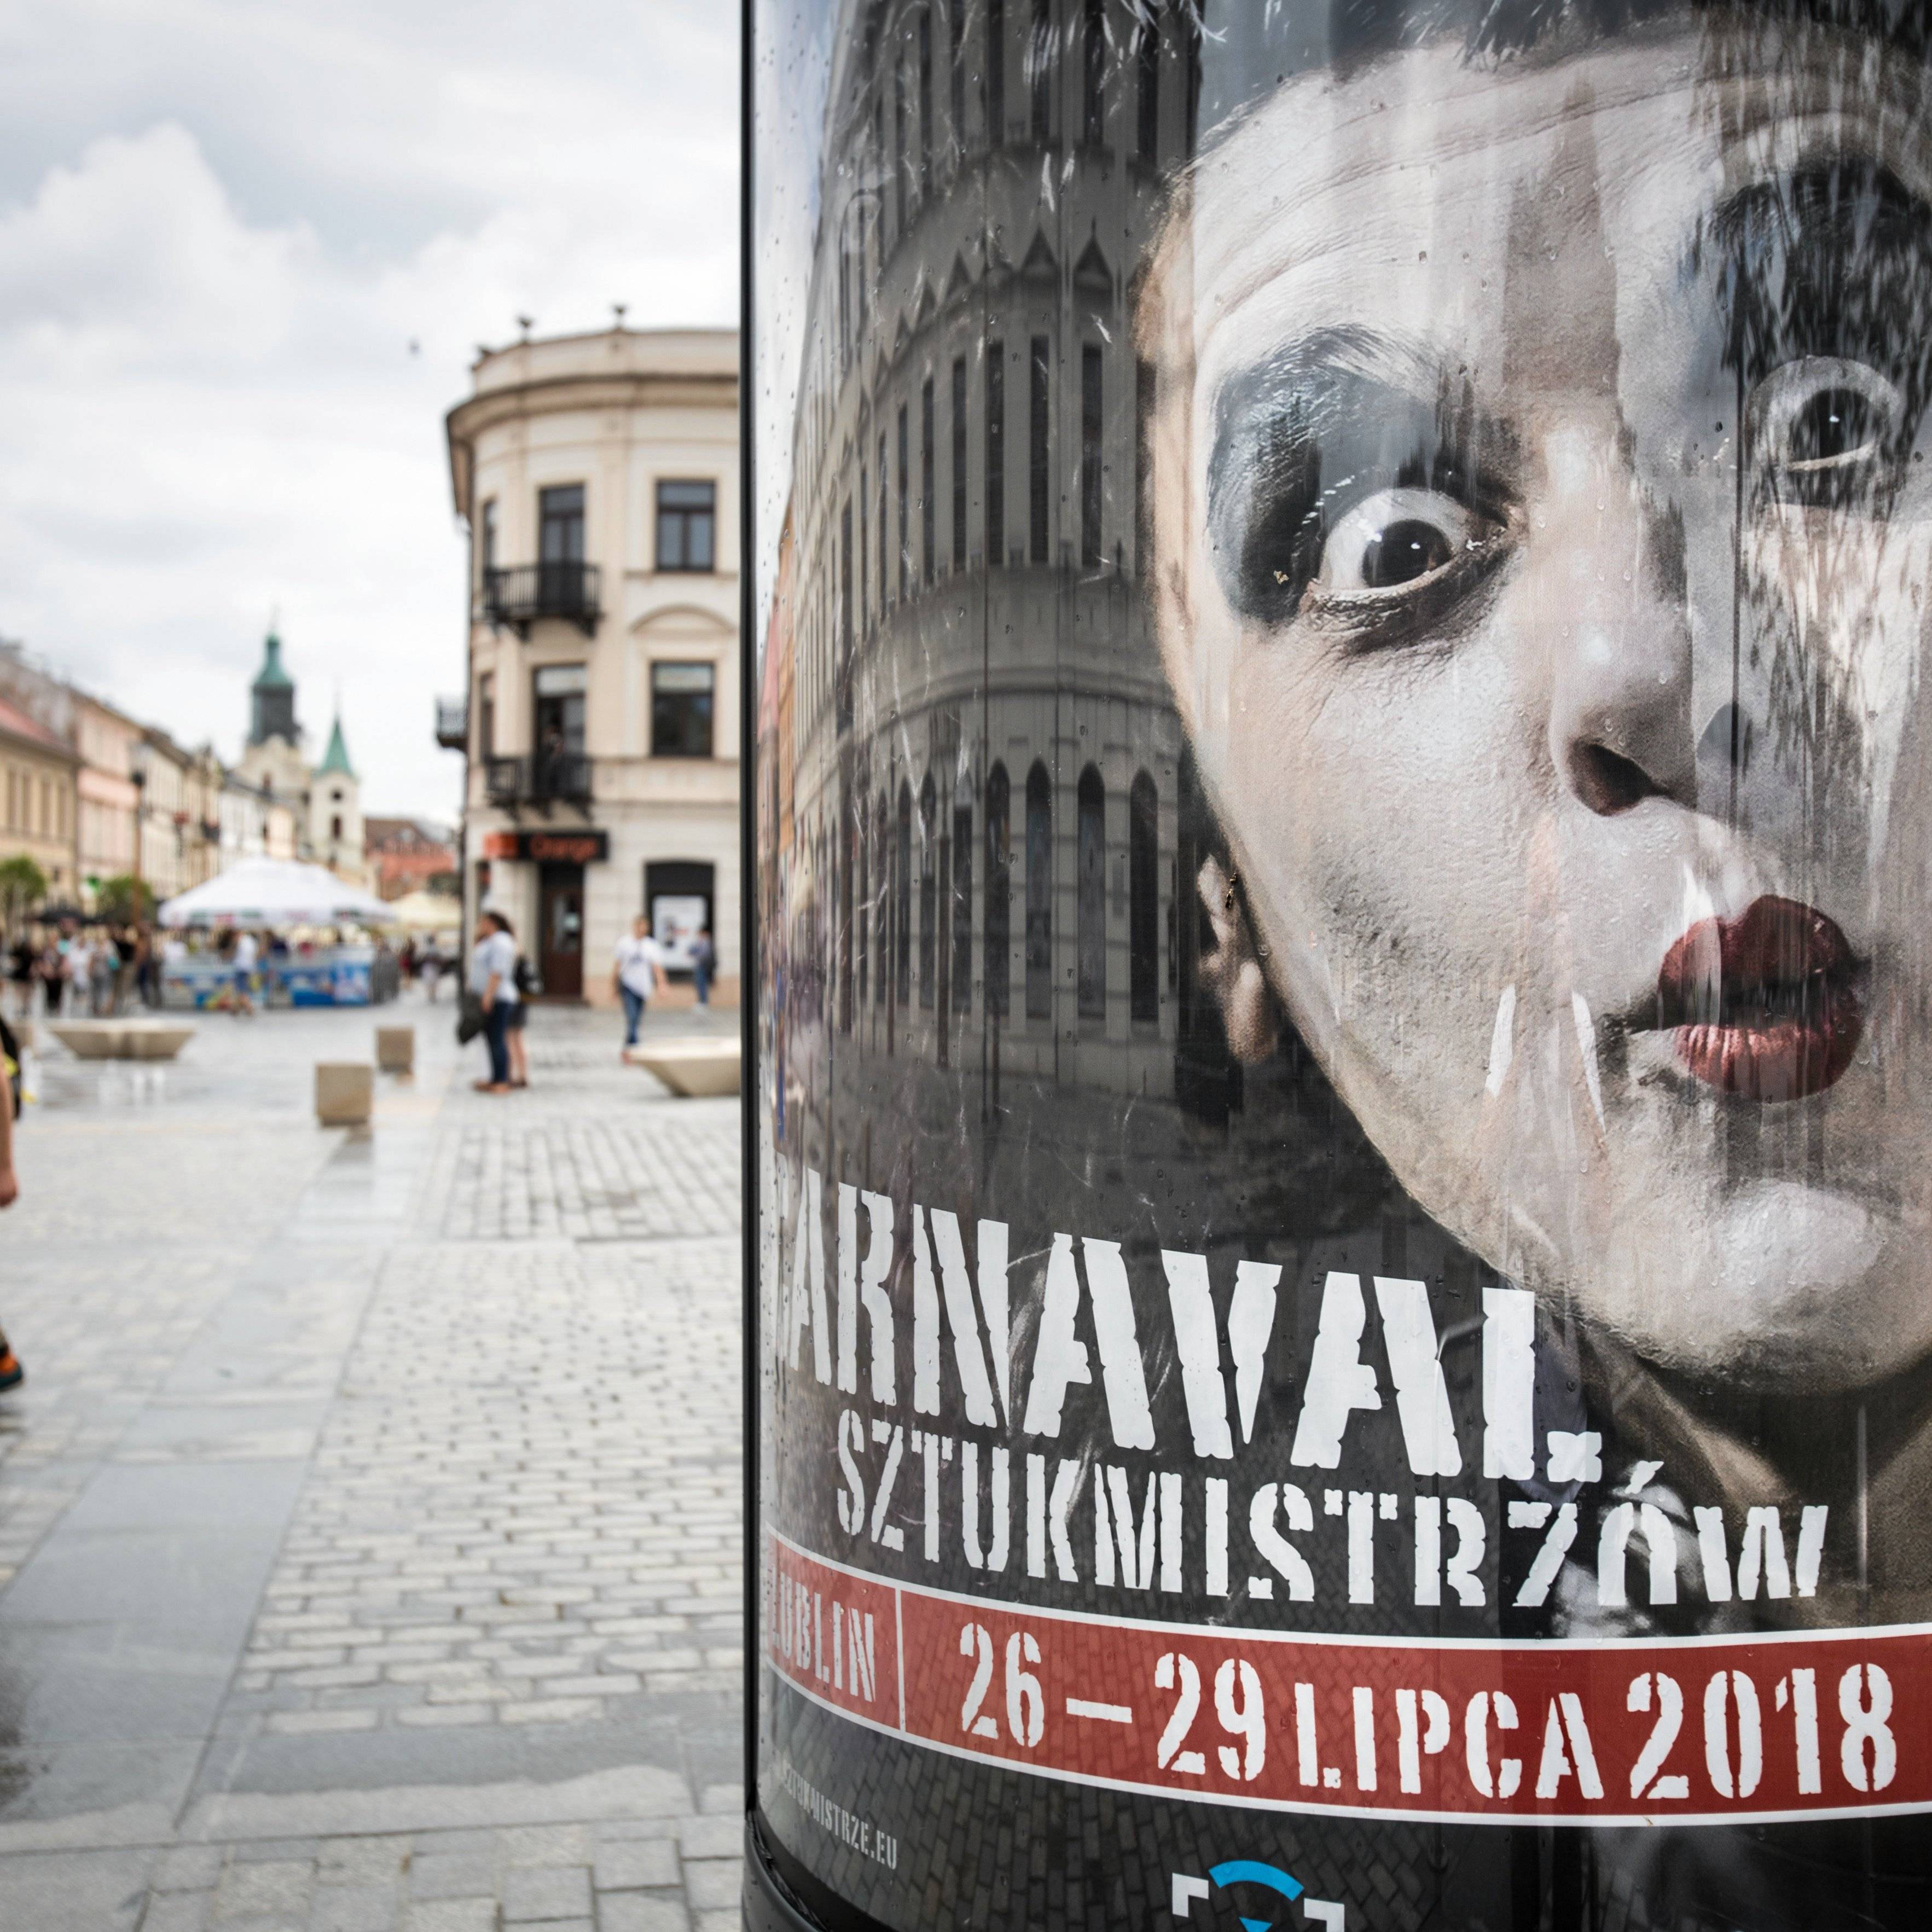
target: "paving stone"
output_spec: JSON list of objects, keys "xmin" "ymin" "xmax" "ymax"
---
[
  {"xmin": 501, "ymin": 1864, "xmax": 594, "ymax": 1923},
  {"xmin": 596, "ymin": 1895, "xmax": 692, "ymax": 1932},
  {"xmin": 399, "ymin": 1904, "xmax": 495, "ymax": 1932},
  {"xmin": 593, "ymin": 1841, "xmax": 680, "ymax": 1892},
  {"xmin": 678, "ymin": 1862, "xmax": 740, "ymax": 1912}
]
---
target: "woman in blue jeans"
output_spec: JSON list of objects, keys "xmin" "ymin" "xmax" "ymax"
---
[
  {"xmin": 467, "ymin": 909, "xmax": 519, "ymax": 1094},
  {"xmin": 612, "ymin": 914, "xmax": 666, "ymax": 1052}
]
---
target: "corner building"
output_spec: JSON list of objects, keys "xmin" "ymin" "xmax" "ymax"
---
[
  {"xmin": 446, "ymin": 328, "xmax": 740, "ymax": 1000},
  {"xmin": 777, "ymin": 0, "xmax": 1219, "ymax": 1106}
]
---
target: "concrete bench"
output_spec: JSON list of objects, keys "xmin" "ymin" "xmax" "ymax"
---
[
  {"xmin": 315, "ymin": 1062, "xmax": 374, "ymax": 1126},
  {"xmin": 623, "ymin": 1036, "xmax": 741, "ymax": 1098},
  {"xmin": 49, "ymin": 1019, "xmax": 196, "ymax": 1061},
  {"xmin": 375, "ymin": 1026, "xmax": 415, "ymax": 1075}
]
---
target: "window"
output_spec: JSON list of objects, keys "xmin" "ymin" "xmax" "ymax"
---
[
  {"xmin": 875, "ymin": 792, "xmax": 891, "ymax": 1006},
  {"xmin": 896, "ymin": 781, "xmax": 913, "ymax": 1007},
  {"xmin": 1082, "ymin": 0, "xmax": 1105, "ymax": 144},
  {"xmin": 986, "ymin": 342, "xmax": 1005, "ymax": 566},
  {"xmin": 480, "ymin": 498, "xmax": 498, "ymax": 582},
  {"xmin": 839, "ymin": 794, "xmax": 854, "ymax": 1034},
  {"xmin": 921, "ymin": 376, "xmax": 936, "ymax": 584},
  {"xmin": 330, "ymin": 814, "xmax": 343, "ymax": 842},
  {"xmin": 877, "ymin": 434, "xmax": 889, "ymax": 607},
  {"xmin": 1130, "ymin": 771, "xmax": 1158, "ymax": 1021},
  {"xmin": 918, "ymin": 8, "xmax": 932, "ymax": 190},
  {"xmin": 1081, "ymin": 344, "xmax": 1103, "ymax": 567},
  {"xmin": 1029, "ymin": 336, "xmax": 1050, "ymax": 564},
  {"xmin": 1135, "ymin": 357, "xmax": 1154, "ymax": 576},
  {"xmin": 652, "ymin": 662, "xmax": 715, "ymax": 758},
  {"xmin": 952, "ymin": 802, "xmax": 972, "ymax": 1012},
  {"xmin": 952, "ymin": 357, "xmax": 968, "ymax": 570},
  {"xmin": 918, "ymin": 775, "xmax": 937, "ymax": 1009},
  {"xmin": 856, "ymin": 803, "xmax": 870, "ymax": 1008},
  {"xmin": 539, "ymin": 484, "xmax": 584, "ymax": 563},
  {"xmin": 949, "ymin": 0, "xmax": 965, "ymax": 149},
  {"xmin": 533, "ymin": 663, "xmax": 587, "ymax": 760},
  {"xmin": 1077, "ymin": 766, "xmax": 1105, "ymax": 1017},
  {"xmin": 840, "ymin": 500, "xmax": 854, "ymax": 658},
  {"xmin": 1136, "ymin": 15, "xmax": 1159, "ymax": 161},
  {"xmin": 657, "ymin": 480, "xmax": 716, "ymax": 571},
  {"xmin": 897, "ymin": 404, "xmax": 910, "ymax": 600},
  {"xmin": 859, "ymin": 463, "xmax": 871, "ymax": 631},
  {"xmin": 1025, "ymin": 762, "xmax": 1052, "ymax": 1018},
  {"xmin": 987, "ymin": 0, "xmax": 1005, "ymax": 147},
  {"xmin": 984, "ymin": 769, "xmax": 1009, "ymax": 1020},
  {"xmin": 894, "ymin": 56, "xmax": 906, "ymax": 231},
  {"xmin": 1030, "ymin": 0, "xmax": 1053, "ymax": 143}
]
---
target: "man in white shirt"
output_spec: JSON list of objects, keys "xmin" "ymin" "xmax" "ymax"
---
[
  {"xmin": 468, "ymin": 910, "xmax": 520, "ymax": 1093},
  {"xmin": 612, "ymin": 915, "xmax": 666, "ymax": 1052}
]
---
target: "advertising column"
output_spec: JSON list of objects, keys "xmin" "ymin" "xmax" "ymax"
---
[{"xmin": 745, "ymin": 3, "xmax": 1932, "ymax": 1927}]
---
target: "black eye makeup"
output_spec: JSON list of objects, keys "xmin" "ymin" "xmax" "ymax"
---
[
  {"xmin": 1206, "ymin": 329, "xmax": 1519, "ymax": 636},
  {"xmin": 1710, "ymin": 161, "xmax": 1932, "ymax": 513}
]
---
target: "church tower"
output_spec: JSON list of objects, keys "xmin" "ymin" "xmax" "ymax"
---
[
  {"xmin": 235, "ymin": 626, "xmax": 312, "ymax": 814},
  {"xmin": 309, "ymin": 712, "xmax": 365, "ymax": 884},
  {"xmin": 249, "ymin": 630, "xmax": 299, "ymax": 746}
]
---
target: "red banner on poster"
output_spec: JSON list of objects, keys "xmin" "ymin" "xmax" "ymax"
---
[{"xmin": 767, "ymin": 1534, "xmax": 1928, "ymax": 1825}]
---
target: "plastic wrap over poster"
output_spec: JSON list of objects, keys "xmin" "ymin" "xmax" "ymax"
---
[{"xmin": 747, "ymin": 1, "xmax": 1932, "ymax": 1925}]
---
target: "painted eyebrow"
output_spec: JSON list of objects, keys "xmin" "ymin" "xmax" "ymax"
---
[
  {"xmin": 1210, "ymin": 327, "xmax": 1444, "ymax": 446},
  {"xmin": 1706, "ymin": 161, "xmax": 1932, "ymax": 271}
]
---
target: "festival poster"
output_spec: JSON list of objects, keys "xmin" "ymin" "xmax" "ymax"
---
[{"xmin": 748, "ymin": 2, "xmax": 1932, "ymax": 1926}]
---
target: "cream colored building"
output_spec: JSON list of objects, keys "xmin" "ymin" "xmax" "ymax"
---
[
  {"xmin": 444, "ymin": 327, "xmax": 739, "ymax": 1001},
  {"xmin": 0, "ymin": 693, "xmax": 79, "ymax": 910}
]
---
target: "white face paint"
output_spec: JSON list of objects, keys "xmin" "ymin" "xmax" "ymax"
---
[{"xmin": 1142, "ymin": 24, "xmax": 1932, "ymax": 1386}]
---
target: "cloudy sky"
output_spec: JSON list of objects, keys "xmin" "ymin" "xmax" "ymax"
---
[{"xmin": 0, "ymin": 0, "xmax": 739, "ymax": 823}]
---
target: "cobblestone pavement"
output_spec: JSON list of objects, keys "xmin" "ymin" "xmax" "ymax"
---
[{"xmin": 0, "ymin": 997, "xmax": 744, "ymax": 1930}]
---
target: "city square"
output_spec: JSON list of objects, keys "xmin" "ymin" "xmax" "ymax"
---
[{"xmin": 0, "ymin": 997, "xmax": 742, "ymax": 1932}]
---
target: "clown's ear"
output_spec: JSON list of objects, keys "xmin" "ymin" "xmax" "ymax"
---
[{"xmin": 1196, "ymin": 857, "xmax": 1280, "ymax": 1065}]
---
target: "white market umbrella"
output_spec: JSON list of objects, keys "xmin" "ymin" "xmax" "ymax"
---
[
  {"xmin": 386, "ymin": 888, "xmax": 463, "ymax": 936},
  {"xmin": 158, "ymin": 857, "xmax": 398, "ymax": 931}
]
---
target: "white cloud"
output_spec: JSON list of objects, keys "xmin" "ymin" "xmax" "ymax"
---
[{"xmin": 0, "ymin": 0, "xmax": 739, "ymax": 821}]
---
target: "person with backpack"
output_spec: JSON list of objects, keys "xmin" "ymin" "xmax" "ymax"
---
[{"xmin": 0, "ymin": 1010, "xmax": 26, "ymax": 1392}]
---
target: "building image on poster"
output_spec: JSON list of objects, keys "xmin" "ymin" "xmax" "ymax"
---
[{"xmin": 747, "ymin": 2, "xmax": 1932, "ymax": 1929}]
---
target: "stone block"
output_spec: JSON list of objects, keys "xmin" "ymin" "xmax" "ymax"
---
[
  {"xmin": 316, "ymin": 1061, "xmax": 375, "ymax": 1125},
  {"xmin": 375, "ymin": 1026, "xmax": 415, "ymax": 1074}
]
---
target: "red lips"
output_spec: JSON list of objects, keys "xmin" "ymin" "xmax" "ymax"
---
[{"xmin": 1656, "ymin": 896, "xmax": 1862, "ymax": 1101}]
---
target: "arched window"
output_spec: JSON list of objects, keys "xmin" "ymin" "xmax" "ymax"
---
[
  {"xmin": 1025, "ymin": 761, "xmax": 1052, "ymax": 1019},
  {"xmin": 1129, "ymin": 772, "xmax": 1158, "ymax": 1022},
  {"xmin": 918, "ymin": 773, "xmax": 937, "ymax": 1009},
  {"xmin": 1076, "ymin": 765, "xmax": 1105, "ymax": 1018},
  {"xmin": 896, "ymin": 780, "xmax": 913, "ymax": 1008},
  {"xmin": 856, "ymin": 797, "xmax": 869, "ymax": 1010},
  {"xmin": 984, "ymin": 764, "xmax": 1009, "ymax": 1021},
  {"xmin": 838, "ymin": 792, "xmax": 854, "ymax": 1034},
  {"xmin": 952, "ymin": 798, "xmax": 972, "ymax": 1012},
  {"xmin": 875, "ymin": 792, "xmax": 891, "ymax": 1006}
]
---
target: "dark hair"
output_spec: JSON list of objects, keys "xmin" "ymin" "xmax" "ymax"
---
[
  {"xmin": 491, "ymin": 912, "xmax": 515, "ymax": 940},
  {"xmin": 1198, "ymin": 0, "xmax": 1931, "ymax": 147}
]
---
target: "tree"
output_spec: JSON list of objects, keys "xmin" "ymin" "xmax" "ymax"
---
[
  {"xmin": 0, "ymin": 854, "xmax": 48, "ymax": 936},
  {"xmin": 94, "ymin": 874, "xmax": 155, "ymax": 926}
]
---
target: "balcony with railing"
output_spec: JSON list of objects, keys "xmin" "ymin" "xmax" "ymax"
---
[
  {"xmin": 434, "ymin": 697, "xmax": 468, "ymax": 750},
  {"xmin": 482, "ymin": 562, "xmax": 601, "ymax": 638},
  {"xmin": 481, "ymin": 752, "xmax": 594, "ymax": 812}
]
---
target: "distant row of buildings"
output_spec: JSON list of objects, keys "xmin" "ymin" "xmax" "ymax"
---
[{"xmin": 0, "ymin": 634, "xmax": 452, "ymax": 922}]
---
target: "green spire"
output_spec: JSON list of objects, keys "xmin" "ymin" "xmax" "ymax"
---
[
  {"xmin": 316, "ymin": 712, "xmax": 356, "ymax": 779},
  {"xmin": 254, "ymin": 630, "xmax": 294, "ymax": 691}
]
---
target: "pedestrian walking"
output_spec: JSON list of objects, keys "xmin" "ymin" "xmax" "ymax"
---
[
  {"xmin": 691, "ymin": 925, "xmax": 716, "ymax": 1008},
  {"xmin": 420, "ymin": 942, "xmax": 442, "ymax": 1004},
  {"xmin": 7, "ymin": 933, "xmax": 33, "ymax": 1022},
  {"xmin": 0, "ymin": 1008, "xmax": 25, "ymax": 1392},
  {"xmin": 467, "ymin": 909, "xmax": 518, "ymax": 1094},
  {"xmin": 612, "ymin": 914, "xmax": 666, "ymax": 1052},
  {"xmin": 231, "ymin": 929, "xmax": 259, "ymax": 1016},
  {"xmin": 89, "ymin": 931, "xmax": 115, "ymax": 1016}
]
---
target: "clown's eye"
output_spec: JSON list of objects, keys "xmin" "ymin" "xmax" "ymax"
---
[
  {"xmin": 1749, "ymin": 356, "xmax": 1906, "ymax": 505},
  {"xmin": 1316, "ymin": 488, "xmax": 1485, "ymax": 595}
]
